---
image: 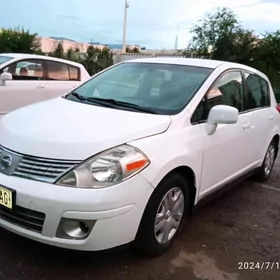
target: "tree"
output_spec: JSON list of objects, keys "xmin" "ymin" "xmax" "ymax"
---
[
  {"xmin": 132, "ymin": 47, "xmax": 140, "ymax": 53},
  {"xmin": 49, "ymin": 42, "xmax": 64, "ymax": 58},
  {"xmin": 125, "ymin": 46, "xmax": 140, "ymax": 53},
  {"xmin": 0, "ymin": 27, "xmax": 42, "ymax": 54},
  {"xmin": 81, "ymin": 46, "xmax": 113, "ymax": 76},
  {"xmin": 66, "ymin": 47, "xmax": 75, "ymax": 60},
  {"xmin": 185, "ymin": 7, "xmax": 256, "ymax": 65},
  {"xmin": 81, "ymin": 45, "xmax": 99, "ymax": 75},
  {"xmin": 96, "ymin": 46, "xmax": 114, "ymax": 71},
  {"xmin": 254, "ymin": 31, "xmax": 280, "ymax": 100}
]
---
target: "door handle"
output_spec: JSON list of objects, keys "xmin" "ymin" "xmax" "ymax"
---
[
  {"xmin": 242, "ymin": 123, "xmax": 250, "ymax": 130},
  {"xmin": 37, "ymin": 84, "xmax": 45, "ymax": 89},
  {"xmin": 269, "ymin": 115, "xmax": 274, "ymax": 121}
]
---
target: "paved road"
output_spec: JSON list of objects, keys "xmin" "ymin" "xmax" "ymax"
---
[{"xmin": 0, "ymin": 156, "xmax": 280, "ymax": 280}]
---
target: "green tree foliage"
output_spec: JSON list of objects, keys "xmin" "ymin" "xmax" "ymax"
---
[
  {"xmin": 49, "ymin": 42, "xmax": 64, "ymax": 58},
  {"xmin": 66, "ymin": 47, "xmax": 81, "ymax": 62},
  {"xmin": 81, "ymin": 45, "xmax": 113, "ymax": 76},
  {"xmin": 132, "ymin": 47, "xmax": 140, "ymax": 53},
  {"xmin": 186, "ymin": 7, "xmax": 256, "ymax": 65},
  {"xmin": 0, "ymin": 27, "xmax": 42, "ymax": 54},
  {"xmin": 184, "ymin": 7, "xmax": 280, "ymax": 102},
  {"xmin": 126, "ymin": 46, "xmax": 140, "ymax": 53},
  {"xmin": 254, "ymin": 31, "xmax": 280, "ymax": 96}
]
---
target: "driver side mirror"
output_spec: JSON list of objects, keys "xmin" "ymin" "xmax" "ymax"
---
[
  {"xmin": 206, "ymin": 105, "xmax": 238, "ymax": 135},
  {"xmin": 0, "ymin": 72, "xmax": 13, "ymax": 86}
]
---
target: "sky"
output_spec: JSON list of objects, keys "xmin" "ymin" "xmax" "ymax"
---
[{"xmin": 1, "ymin": 0, "xmax": 280, "ymax": 49}]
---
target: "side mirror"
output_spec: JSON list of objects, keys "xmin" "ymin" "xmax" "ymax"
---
[
  {"xmin": 0, "ymin": 72, "xmax": 13, "ymax": 86},
  {"xmin": 206, "ymin": 105, "xmax": 238, "ymax": 135}
]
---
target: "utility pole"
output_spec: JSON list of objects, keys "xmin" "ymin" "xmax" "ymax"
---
[
  {"xmin": 174, "ymin": 24, "xmax": 179, "ymax": 51},
  {"xmin": 122, "ymin": 0, "xmax": 129, "ymax": 53}
]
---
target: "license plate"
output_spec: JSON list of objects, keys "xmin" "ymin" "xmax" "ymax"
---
[{"xmin": 0, "ymin": 185, "xmax": 14, "ymax": 209}]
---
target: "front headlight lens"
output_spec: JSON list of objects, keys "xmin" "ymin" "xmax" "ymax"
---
[{"xmin": 56, "ymin": 145, "xmax": 150, "ymax": 188}]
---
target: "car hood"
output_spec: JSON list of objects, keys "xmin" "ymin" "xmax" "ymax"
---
[{"xmin": 0, "ymin": 98, "xmax": 171, "ymax": 160}]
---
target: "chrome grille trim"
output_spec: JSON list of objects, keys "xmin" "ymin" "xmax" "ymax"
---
[{"xmin": 0, "ymin": 146, "xmax": 81, "ymax": 183}]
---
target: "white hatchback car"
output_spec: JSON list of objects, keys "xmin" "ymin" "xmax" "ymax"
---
[
  {"xmin": 0, "ymin": 53, "xmax": 90, "ymax": 116},
  {"xmin": 0, "ymin": 58, "xmax": 279, "ymax": 256}
]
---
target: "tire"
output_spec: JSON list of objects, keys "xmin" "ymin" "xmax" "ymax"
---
[
  {"xmin": 254, "ymin": 139, "xmax": 278, "ymax": 182},
  {"xmin": 133, "ymin": 173, "xmax": 190, "ymax": 257}
]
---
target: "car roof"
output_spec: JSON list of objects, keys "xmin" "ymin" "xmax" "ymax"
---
[
  {"xmin": 124, "ymin": 57, "xmax": 257, "ymax": 70},
  {"xmin": 125, "ymin": 57, "xmax": 224, "ymax": 68},
  {"xmin": 123, "ymin": 57, "xmax": 268, "ymax": 80},
  {"xmin": 0, "ymin": 53, "xmax": 83, "ymax": 67}
]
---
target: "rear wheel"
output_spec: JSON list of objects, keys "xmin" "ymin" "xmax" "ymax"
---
[
  {"xmin": 254, "ymin": 140, "xmax": 277, "ymax": 182},
  {"xmin": 133, "ymin": 173, "xmax": 190, "ymax": 257}
]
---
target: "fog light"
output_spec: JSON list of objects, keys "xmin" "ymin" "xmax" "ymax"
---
[{"xmin": 56, "ymin": 218, "xmax": 96, "ymax": 240}]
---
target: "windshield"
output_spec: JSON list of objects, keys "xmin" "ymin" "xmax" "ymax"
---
[
  {"xmin": 65, "ymin": 62, "xmax": 213, "ymax": 115},
  {"xmin": 0, "ymin": 55, "xmax": 13, "ymax": 65}
]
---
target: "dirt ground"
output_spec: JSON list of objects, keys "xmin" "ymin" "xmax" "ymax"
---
[{"xmin": 0, "ymin": 156, "xmax": 279, "ymax": 280}]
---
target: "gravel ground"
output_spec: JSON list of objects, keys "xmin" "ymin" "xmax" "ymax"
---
[{"xmin": 0, "ymin": 155, "xmax": 279, "ymax": 280}]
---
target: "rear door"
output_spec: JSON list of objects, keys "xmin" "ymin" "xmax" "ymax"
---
[
  {"xmin": 242, "ymin": 71, "xmax": 276, "ymax": 163},
  {"xmin": 44, "ymin": 60, "xmax": 81, "ymax": 98},
  {"xmin": 0, "ymin": 59, "xmax": 47, "ymax": 115}
]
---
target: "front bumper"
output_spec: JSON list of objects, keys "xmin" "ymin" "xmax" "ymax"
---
[{"xmin": 0, "ymin": 173, "xmax": 154, "ymax": 251}]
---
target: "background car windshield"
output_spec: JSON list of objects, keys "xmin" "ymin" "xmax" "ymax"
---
[
  {"xmin": 71, "ymin": 62, "xmax": 213, "ymax": 115},
  {"xmin": 0, "ymin": 56, "xmax": 13, "ymax": 65}
]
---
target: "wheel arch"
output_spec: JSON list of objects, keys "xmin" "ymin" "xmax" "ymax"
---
[
  {"xmin": 152, "ymin": 165, "xmax": 197, "ymax": 214},
  {"xmin": 272, "ymin": 134, "xmax": 279, "ymax": 158}
]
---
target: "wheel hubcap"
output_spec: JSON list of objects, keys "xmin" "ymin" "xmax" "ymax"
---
[
  {"xmin": 154, "ymin": 187, "xmax": 185, "ymax": 244},
  {"xmin": 264, "ymin": 145, "xmax": 275, "ymax": 176}
]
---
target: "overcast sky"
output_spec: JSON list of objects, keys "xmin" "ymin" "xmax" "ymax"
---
[{"xmin": 1, "ymin": 0, "xmax": 280, "ymax": 49}]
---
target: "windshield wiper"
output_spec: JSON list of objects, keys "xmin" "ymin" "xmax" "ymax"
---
[
  {"xmin": 83, "ymin": 97, "xmax": 157, "ymax": 114},
  {"xmin": 66, "ymin": 92, "xmax": 86, "ymax": 102}
]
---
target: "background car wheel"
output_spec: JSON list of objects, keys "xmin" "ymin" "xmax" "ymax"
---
[
  {"xmin": 254, "ymin": 139, "xmax": 278, "ymax": 182},
  {"xmin": 133, "ymin": 173, "xmax": 190, "ymax": 257}
]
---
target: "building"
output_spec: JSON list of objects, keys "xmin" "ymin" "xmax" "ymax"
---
[
  {"xmin": 38, "ymin": 37, "xmax": 105, "ymax": 53},
  {"xmin": 38, "ymin": 36, "xmax": 142, "ymax": 53}
]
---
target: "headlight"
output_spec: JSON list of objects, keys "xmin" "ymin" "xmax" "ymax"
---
[{"xmin": 56, "ymin": 145, "xmax": 150, "ymax": 188}]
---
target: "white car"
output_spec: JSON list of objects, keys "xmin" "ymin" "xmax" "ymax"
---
[
  {"xmin": 0, "ymin": 53, "xmax": 90, "ymax": 116},
  {"xmin": 0, "ymin": 58, "xmax": 279, "ymax": 256}
]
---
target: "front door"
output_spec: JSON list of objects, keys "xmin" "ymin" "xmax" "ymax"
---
[{"xmin": 191, "ymin": 70, "xmax": 254, "ymax": 198}]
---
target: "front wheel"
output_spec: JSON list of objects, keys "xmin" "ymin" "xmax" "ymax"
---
[{"xmin": 133, "ymin": 173, "xmax": 190, "ymax": 257}]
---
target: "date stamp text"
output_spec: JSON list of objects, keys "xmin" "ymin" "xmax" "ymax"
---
[{"xmin": 238, "ymin": 262, "xmax": 279, "ymax": 270}]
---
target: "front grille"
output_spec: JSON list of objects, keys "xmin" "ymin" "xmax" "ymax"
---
[
  {"xmin": 0, "ymin": 205, "xmax": 45, "ymax": 233},
  {"xmin": 14, "ymin": 155, "xmax": 80, "ymax": 183},
  {"xmin": 0, "ymin": 146, "xmax": 80, "ymax": 183}
]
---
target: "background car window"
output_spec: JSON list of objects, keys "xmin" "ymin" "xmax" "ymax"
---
[
  {"xmin": 244, "ymin": 72, "xmax": 270, "ymax": 110},
  {"xmin": 191, "ymin": 71, "xmax": 244, "ymax": 123},
  {"xmin": 46, "ymin": 61, "xmax": 79, "ymax": 81},
  {"xmin": 69, "ymin": 65, "xmax": 79, "ymax": 81},
  {"xmin": 3, "ymin": 60, "xmax": 43, "ymax": 80},
  {"xmin": 47, "ymin": 61, "xmax": 69, "ymax": 80}
]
